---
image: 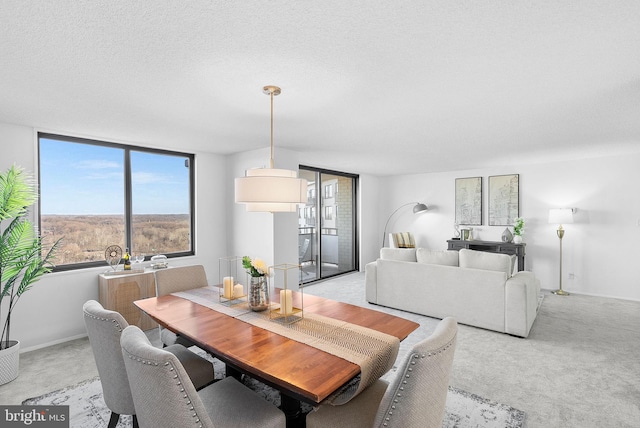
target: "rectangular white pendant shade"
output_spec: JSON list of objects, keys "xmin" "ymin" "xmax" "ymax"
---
[{"xmin": 235, "ymin": 168, "xmax": 308, "ymax": 212}]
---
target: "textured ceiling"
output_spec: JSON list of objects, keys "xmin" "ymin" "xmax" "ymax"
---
[{"xmin": 1, "ymin": 1, "xmax": 639, "ymax": 175}]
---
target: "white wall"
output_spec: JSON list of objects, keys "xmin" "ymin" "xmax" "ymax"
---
[
  {"xmin": 376, "ymin": 153, "xmax": 640, "ymax": 301},
  {"xmin": 358, "ymin": 174, "xmax": 381, "ymax": 270},
  {"xmin": 0, "ymin": 122, "xmax": 229, "ymax": 351}
]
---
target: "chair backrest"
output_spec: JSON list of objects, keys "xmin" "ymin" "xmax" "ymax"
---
[
  {"xmin": 82, "ymin": 300, "xmax": 135, "ymax": 416},
  {"xmin": 389, "ymin": 232, "xmax": 416, "ymax": 248},
  {"xmin": 120, "ymin": 325, "xmax": 214, "ymax": 428},
  {"xmin": 155, "ymin": 265, "xmax": 209, "ymax": 296},
  {"xmin": 373, "ymin": 317, "xmax": 458, "ymax": 428}
]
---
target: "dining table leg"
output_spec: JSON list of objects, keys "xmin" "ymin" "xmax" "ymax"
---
[
  {"xmin": 224, "ymin": 364, "xmax": 242, "ymax": 381},
  {"xmin": 280, "ymin": 392, "xmax": 304, "ymax": 428}
]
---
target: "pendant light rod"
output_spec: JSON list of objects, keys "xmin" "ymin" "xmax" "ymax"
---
[{"xmin": 263, "ymin": 85, "xmax": 281, "ymax": 169}]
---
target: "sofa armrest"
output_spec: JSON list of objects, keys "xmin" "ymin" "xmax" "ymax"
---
[
  {"xmin": 505, "ymin": 271, "xmax": 541, "ymax": 337},
  {"xmin": 365, "ymin": 261, "xmax": 378, "ymax": 303}
]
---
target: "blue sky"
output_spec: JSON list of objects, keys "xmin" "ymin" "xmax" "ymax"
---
[{"xmin": 40, "ymin": 138, "xmax": 190, "ymax": 215}]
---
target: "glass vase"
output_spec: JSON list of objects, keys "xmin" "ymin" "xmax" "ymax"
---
[{"xmin": 248, "ymin": 275, "xmax": 269, "ymax": 312}]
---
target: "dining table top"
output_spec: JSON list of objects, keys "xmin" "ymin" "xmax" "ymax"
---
[{"xmin": 134, "ymin": 290, "xmax": 419, "ymax": 405}]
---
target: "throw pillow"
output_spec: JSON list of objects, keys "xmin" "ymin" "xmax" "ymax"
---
[
  {"xmin": 458, "ymin": 249, "xmax": 514, "ymax": 277},
  {"xmin": 416, "ymin": 249, "xmax": 459, "ymax": 266},
  {"xmin": 391, "ymin": 232, "xmax": 416, "ymax": 248}
]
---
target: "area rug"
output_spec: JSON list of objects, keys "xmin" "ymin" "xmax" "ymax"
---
[{"xmin": 23, "ymin": 356, "xmax": 525, "ymax": 428}]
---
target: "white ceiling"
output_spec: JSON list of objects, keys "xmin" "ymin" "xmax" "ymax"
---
[{"xmin": 1, "ymin": 1, "xmax": 639, "ymax": 176}]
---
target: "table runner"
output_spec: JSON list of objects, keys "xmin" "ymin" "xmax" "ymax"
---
[{"xmin": 172, "ymin": 286, "xmax": 399, "ymax": 405}]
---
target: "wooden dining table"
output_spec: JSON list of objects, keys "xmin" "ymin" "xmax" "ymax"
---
[{"xmin": 134, "ymin": 289, "xmax": 419, "ymax": 427}]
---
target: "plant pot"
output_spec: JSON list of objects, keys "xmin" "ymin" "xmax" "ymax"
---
[
  {"xmin": 0, "ymin": 340, "xmax": 20, "ymax": 385},
  {"xmin": 513, "ymin": 235, "xmax": 523, "ymax": 244}
]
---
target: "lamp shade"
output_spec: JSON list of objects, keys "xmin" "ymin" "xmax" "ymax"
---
[
  {"xmin": 548, "ymin": 208, "xmax": 574, "ymax": 225},
  {"xmin": 413, "ymin": 203, "xmax": 429, "ymax": 214},
  {"xmin": 235, "ymin": 168, "xmax": 307, "ymax": 212}
]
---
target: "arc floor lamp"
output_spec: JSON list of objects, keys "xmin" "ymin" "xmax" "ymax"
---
[
  {"xmin": 548, "ymin": 208, "xmax": 574, "ymax": 296},
  {"xmin": 382, "ymin": 202, "xmax": 428, "ymax": 247}
]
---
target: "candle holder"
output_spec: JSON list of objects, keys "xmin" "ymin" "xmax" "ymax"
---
[
  {"xmin": 218, "ymin": 256, "xmax": 245, "ymax": 306},
  {"xmin": 268, "ymin": 263, "xmax": 303, "ymax": 324}
]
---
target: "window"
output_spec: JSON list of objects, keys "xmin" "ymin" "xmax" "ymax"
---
[
  {"xmin": 324, "ymin": 184, "xmax": 334, "ymax": 199},
  {"xmin": 324, "ymin": 206, "xmax": 333, "ymax": 220},
  {"xmin": 38, "ymin": 133, "xmax": 194, "ymax": 270}
]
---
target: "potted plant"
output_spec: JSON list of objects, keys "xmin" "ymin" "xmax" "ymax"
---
[
  {"xmin": 513, "ymin": 217, "xmax": 525, "ymax": 243},
  {"xmin": 0, "ymin": 165, "xmax": 60, "ymax": 385}
]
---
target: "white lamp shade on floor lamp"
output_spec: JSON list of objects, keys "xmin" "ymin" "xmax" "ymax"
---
[{"xmin": 548, "ymin": 208, "xmax": 574, "ymax": 226}]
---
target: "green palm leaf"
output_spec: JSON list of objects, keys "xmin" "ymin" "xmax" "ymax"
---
[{"xmin": 1, "ymin": 165, "xmax": 59, "ymax": 349}]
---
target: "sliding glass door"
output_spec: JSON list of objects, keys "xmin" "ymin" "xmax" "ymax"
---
[{"xmin": 298, "ymin": 167, "xmax": 358, "ymax": 284}]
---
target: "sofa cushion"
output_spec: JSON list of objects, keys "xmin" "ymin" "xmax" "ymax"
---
[
  {"xmin": 459, "ymin": 249, "xmax": 514, "ymax": 277},
  {"xmin": 380, "ymin": 247, "xmax": 417, "ymax": 262},
  {"xmin": 416, "ymin": 249, "xmax": 459, "ymax": 266}
]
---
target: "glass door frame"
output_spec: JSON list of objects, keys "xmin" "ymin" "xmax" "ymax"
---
[{"xmin": 299, "ymin": 165, "xmax": 359, "ymax": 285}]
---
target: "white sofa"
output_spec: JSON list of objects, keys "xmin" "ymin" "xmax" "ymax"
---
[{"xmin": 365, "ymin": 247, "xmax": 541, "ymax": 337}]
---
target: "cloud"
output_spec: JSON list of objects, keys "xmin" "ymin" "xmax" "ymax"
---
[
  {"xmin": 77, "ymin": 160, "xmax": 121, "ymax": 170},
  {"xmin": 132, "ymin": 171, "xmax": 171, "ymax": 185}
]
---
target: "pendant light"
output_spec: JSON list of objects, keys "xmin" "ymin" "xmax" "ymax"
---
[{"xmin": 235, "ymin": 86, "xmax": 308, "ymax": 212}]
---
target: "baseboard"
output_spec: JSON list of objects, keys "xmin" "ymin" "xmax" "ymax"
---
[
  {"xmin": 20, "ymin": 333, "xmax": 88, "ymax": 354},
  {"xmin": 539, "ymin": 288, "xmax": 640, "ymax": 302}
]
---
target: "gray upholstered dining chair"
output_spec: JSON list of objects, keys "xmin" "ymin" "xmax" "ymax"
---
[
  {"xmin": 154, "ymin": 264, "xmax": 209, "ymax": 347},
  {"xmin": 83, "ymin": 300, "xmax": 216, "ymax": 428},
  {"xmin": 121, "ymin": 325, "xmax": 286, "ymax": 428},
  {"xmin": 306, "ymin": 317, "xmax": 458, "ymax": 428}
]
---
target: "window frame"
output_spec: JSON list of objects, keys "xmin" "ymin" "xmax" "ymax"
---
[{"xmin": 37, "ymin": 132, "xmax": 196, "ymax": 272}]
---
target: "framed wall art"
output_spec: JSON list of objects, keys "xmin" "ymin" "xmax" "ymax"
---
[
  {"xmin": 488, "ymin": 174, "xmax": 519, "ymax": 226},
  {"xmin": 455, "ymin": 177, "xmax": 482, "ymax": 225}
]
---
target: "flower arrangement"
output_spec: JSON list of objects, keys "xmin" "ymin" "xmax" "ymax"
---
[
  {"xmin": 513, "ymin": 217, "xmax": 525, "ymax": 236},
  {"xmin": 242, "ymin": 256, "xmax": 268, "ymax": 277}
]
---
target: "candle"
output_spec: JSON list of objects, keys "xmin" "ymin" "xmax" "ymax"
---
[
  {"xmin": 223, "ymin": 276, "xmax": 233, "ymax": 299},
  {"xmin": 280, "ymin": 289, "xmax": 293, "ymax": 315},
  {"xmin": 233, "ymin": 284, "xmax": 243, "ymax": 298}
]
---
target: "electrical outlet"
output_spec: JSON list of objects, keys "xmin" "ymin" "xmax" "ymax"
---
[{"xmin": 568, "ymin": 273, "xmax": 575, "ymax": 280}]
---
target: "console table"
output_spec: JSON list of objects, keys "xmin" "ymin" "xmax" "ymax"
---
[
  {"xmin": 447, "ymin": 239, "xmax": 526, "ymax": 271},
  {"xmin": 99, "ymin": 270, "xmax": 158, "ymax": 330}
]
